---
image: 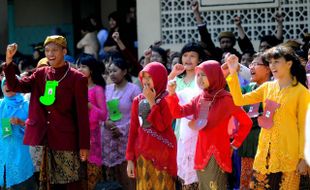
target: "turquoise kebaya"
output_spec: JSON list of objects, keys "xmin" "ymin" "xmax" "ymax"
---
[{"xmin": 0, "ymin": 78, "xmax": 34, "ymax": 188}]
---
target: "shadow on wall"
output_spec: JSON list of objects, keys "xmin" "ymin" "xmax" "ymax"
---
[{"xmin": 10, "ymin": 24, "xmax": 74, "ymax": 56}]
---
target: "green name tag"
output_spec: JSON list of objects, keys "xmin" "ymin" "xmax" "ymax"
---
[
  {"xmin": 39, "ymin": 80, "xmax": 59, "ymax": 106},
  {"xmin": 2, "ymin": 118, "xmax": 12, "ymax": 138},
  {"xmin": 107, "ymin": 99, "xmax": 122, "ymax": 121}
]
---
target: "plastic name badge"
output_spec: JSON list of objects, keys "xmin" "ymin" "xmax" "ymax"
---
[
  {"xmin": 138, "ymin": 99, "xmax": 151, "ymax": 128},
  {"xmin": 39, "ymin": 80, "xmax": 59, "ymax": 106},
  {"xmin": 107, "ymin": 99, "xmax": 122, "ymax": 121},
  {"xmin": 2, "ymin": 118, "xmax": 12, "ymax": 138},
  {"xmin": 189, "ymin": 100, "xmax": 211, "ymax": 130},
  {"xmin": 247, "ymin": 103, "xmax": 260, "ymax": 118},
  {"xmin": 257, "ymin": 99, "xmax": 280, "ymax": 129}
]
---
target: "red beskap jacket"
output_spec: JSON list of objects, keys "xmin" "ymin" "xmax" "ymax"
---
[{"xmin": 4, "ymin": 63, "xmax": 90, "ymax": 151}]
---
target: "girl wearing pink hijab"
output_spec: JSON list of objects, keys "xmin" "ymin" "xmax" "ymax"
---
[
  {"xmin": 167, "ymin": 60, "xmax": 252, "ymax": 190},
  {"xmin": 126, "ymin": 62, "xmax": 177, "ymax": 190}
]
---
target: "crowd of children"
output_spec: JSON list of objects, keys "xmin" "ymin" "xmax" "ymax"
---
[{"xmin": 0, "ymin": 0, "xmax": 310, "ymax": 190}]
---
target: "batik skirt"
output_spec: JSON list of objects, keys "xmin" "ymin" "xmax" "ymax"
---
[
  {"xmin": 39, "ymin": 147, "xmax": 84, "ymax": 190},
  {"xmin": 240, "ymin": 157, "xmax": 254, "ymax": 190},
  {"xmin": 136, "ymin": 155, "xmax": 175, "ymax": 190},
  {"xmin": 196, "ymin": 156, "xmax": 227, "ymax": 190},
  {"xmin": 250, "ymin": 170, "xmax": 300, "ymax": 190}
]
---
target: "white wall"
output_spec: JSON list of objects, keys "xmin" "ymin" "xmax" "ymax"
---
[{"xmin": 136, "ymin": 0, "xmax": 161, "ymax": 57}]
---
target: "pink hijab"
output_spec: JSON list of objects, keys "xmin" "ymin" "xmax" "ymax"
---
[
  {"xmin": 195, "ymin": 60, "xmax": 234, "ymax": 127},
  {"xmin": 139, "ymin": 62, "xmax": 168, "ymax": 98},
  {"xmin": 196, "ymin": 60, "xmax": 230, "ymax": 99}
]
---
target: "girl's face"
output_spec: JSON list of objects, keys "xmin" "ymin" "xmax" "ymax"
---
[
  {"xmin": 150, "ymin": 51, "xmax": 163, "ymax": 63},
  {"xmin": 78, "ymin": 64, "xmax": 91, "ymax": 78},
  {"xmin": 249, "ymin": 57, "xmax": 270, "ymax": 84},
  {"xmin": 108, "ymin": 63, "xmax": 126, "ymax": 84},
  {"xmin": 141, "ymin": 72, "xmax": 154, "ymax": 89},
  {"xmin": 196, "ymin": 69, "xmax": 210, "ymax": 90},
  {"xmin": 181, "ymin": 51, "xmax": 200, "ymax": 71},
  {"xmin": 0, "ymin": 72, "xmax": 4, "ymax": 83},
  {"xmin": 109, "ymin": 18, "xmax": 117, "ymax": 29},
  {"xmin": 33, "ymin": 50, "xmax": 40, "ymax": 60},
  {"xmin": 2, "ymin": 83, "xmax": 16, "ymax": 97},
  {"xmin": 240, "ymin": 53, "xmax": 253, "ymax": 68},
  {"xmin": 171, "ymin": 56, "xmax": 179, "ymax": 66},
  {"xmin": 269, "ymin": 57, "xmax": 292, "ymax": 80}
]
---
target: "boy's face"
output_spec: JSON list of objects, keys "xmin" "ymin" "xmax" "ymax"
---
[
  {"xmin": 44, "ymin": 43, "xmax": 66, "ymax": 68},
  {"xmin": 220, "ymin": 37, "xmax": 233, "ymax": 50}
]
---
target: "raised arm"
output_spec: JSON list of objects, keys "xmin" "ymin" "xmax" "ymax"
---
[
  {"xmin": 192, "ymin": 0, "xmax": 203, "ymax": 25},
  {"xmin": 6, "ymin": 43, "xmax": 17, "ymax": 64},
  {"xmin": 192, "ymin": 0, "xmax": 219, "ymax": 60},
  {"xmin": 225, "ymin": 54, "xmax": 264, "ymax": 105},
  {"xmin": 235, "ymin": 16, "xmax": 254, "ymax": 54},
  {"xmin": 166, "ymin": 80, "xmax": 196, "ymax": 119},
  {"xmin": 167, "ymin": 63, "xmax": 185, "ymax": 81},
  {"xmin": 112, "ymin": 32, "xmax": 143, "ymax": 76},
  {"xmin": 275, "ymin": 12, "xmax": 284, "ymax": 41},
  {"xmin": 4, "ymin": 43, "xmax": 34, "ymax": 93},
  {"xmin": 143, "ymin": 48, "xmax": 152, "ymax": 67},
  {"xmin": 235, "ymin": 16, "xmax": 245, "ymax": 40}
]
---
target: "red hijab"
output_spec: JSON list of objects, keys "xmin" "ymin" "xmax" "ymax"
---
[
  {"xmin": 195, "ymin": 60, "xmax": 234, "ymax": 127},
  {"xmin": 139, "ymin": 62, "xmax": 168, "ymax": 98},
  {"xmin": 196, "ymin": 60, "xmax": 230, "ymax": 99}
]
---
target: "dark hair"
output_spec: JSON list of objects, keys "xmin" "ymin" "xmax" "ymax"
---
[
  {"xmin": 295, "ymin": 50, "xmax": 307, "ymax": 61},
  {"xmin": 263, "ymin": 45, "xmax": 307, "ymax": 88},
  {"xmin": 88, "ymin": 14, "xmax": 104, "ymax": 31},
  {"xmin": 81, "ymin": 18, "xmax": 96, "ymax": 33},
  {"xmin": 108, "ymin": 11, "xmax": 121, "ymax": 27},
  {"xmin": 170, "ymin": 52, "xmax": 180, "ymax": 63},
  {"xmin": 151, "ymin": 46, "xmax": 168, "ymax": 67},
  {"xmin": 260, "ymin": 35, "xmax": 282, "ymax": 48},
  {"xmin": 253, "ymin": 52, "xmax": 269, "ymax": 66},
  {"xmin": 178, "ymin": 42, "xmax": 207, "ymax": 77},
  {"xmin": 180, "ymin": 42, "xmax": 207, "ymax": 64},
  {"xmin": 20, "ymin": 59, "xmax": 34, "ymax": 72},
  {"xmin": 242, "ymin": 49, "xmax": 256, "ymax": 57},
  {"xmin": 110, "ymin": 57, "xmax": 132, "ymax": 82},
  {"xmin": 76, "ymin": 53, "xmax": 106, "ymax": 89}
]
